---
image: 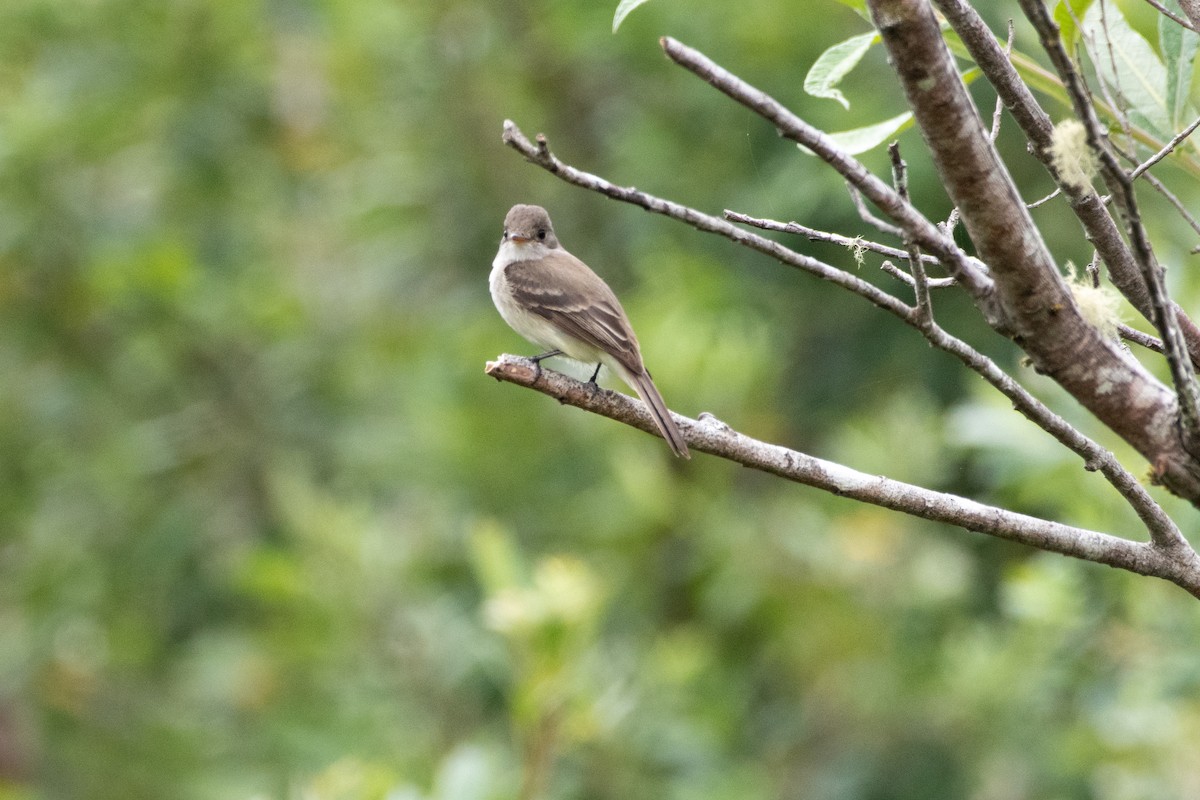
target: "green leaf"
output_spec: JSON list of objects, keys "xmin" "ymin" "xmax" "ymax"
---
[
  {"xmin": 613, "ymin": 0, "xmax": 652, "ymax": 33},
  {"xmin": 804, "ymin": 31, "xmax": 881, "ymax": 109},
  {"xmin": 1160, "ymin": 0, "xmax": 1199, "ymax": 129},
  {"xmin": 1053, "ymin": 0, "xmax": 1095, "ymax": 48},
  {"xmin": 1082, "ymin": 3, "xmax": 1171, "ymax": 137},
  {"xmin": 798, "ymin": 111, "xmax": 913, "ymax": 156}
]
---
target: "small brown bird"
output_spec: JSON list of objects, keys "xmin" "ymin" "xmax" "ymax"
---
[{"xmin": 490, "ymin": 204, "xmax": 689, "ymax": 458}]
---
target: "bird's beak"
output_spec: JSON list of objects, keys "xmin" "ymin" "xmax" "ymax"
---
[{"xmin": 509, "ymin": 234, "xmax": 532, "ymax": 244}]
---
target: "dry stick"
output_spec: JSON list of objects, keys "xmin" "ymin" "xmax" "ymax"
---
[
  {"xmin": 486, "ymin": 354, "xmax": 1200, "ymax": 598},
  {"xmin": 721, "ymin": 210, "xmax": 960, "ymax": 287},
  {"xmin": 889, "ymin": 142, "xmax": 933, "ymax": 324},
  {"xmin": 1131, "ymin": 112, "xmax": 1200, "ymax": 180},
  {"xmin": 723, "ymin": 210, "xmax": 941, "ymax": 265},
  {"xmin": 1020, "ymin": 0, "xmax": 1200, "ymax": 449},
  {"xmin": 1028, "ymin": 188, "xmax": 1062, "ymax": 208},
  {"xmin": 1090, "ymin": 0, "xmax": 1138, "ymax": 148},
  {"xmin": 500, "ymin": 120, "xmax": 1186, "ymax": 551},
  {"xmin": 934, "ymin": 0, "xmax": 1200, "ymax": 368},
  {"xmin": 881, "ymin": 260, "xmax": 958, "ymax": 288},
  {"xmin": 1112, "ymin": 139, "xmax": 1200, "ymax": 242},
  {"xmin": 847, "ymin": 184, "xmax": 906, "ymax": 240},
  {"xmin": 1121, "ymin": 324, "xmax": 1166, "ymax": 354},
  {"xmin": 1137, "ymin": 170, "xmax": 1200, "ymax": 240}
]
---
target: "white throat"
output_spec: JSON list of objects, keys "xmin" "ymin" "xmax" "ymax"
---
[{"xmin": 492, "ymin": 238, "xmax": 552, "ymax": 270}]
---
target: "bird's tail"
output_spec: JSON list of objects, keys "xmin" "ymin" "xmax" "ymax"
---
[{"xmin": 626, "ymin": 369, "xmax": 690, "ymax": 459}]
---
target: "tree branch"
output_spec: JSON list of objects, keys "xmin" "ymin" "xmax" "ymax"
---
[
  {"xmin": 867, "ymin": 0, "xmax": 1200, "ymax": 503},
  {"xmin": 485, "ymin": 354, "xmax": 1200, "ymax": 597},
  {"xmin": 1182, "ymin": 0, "xmax": 1200, "ymax": 31},
  {"xmin": 722, "ymin": 210, "xmax": 947, "ymax": 268},
  {"xmin": 656, "ymin": 36, "xmax": 1000, "ymax": 319},
  {"xmin": 934, "ymin": 0, "xmax": 1200, "ymax": 369},
  {"xmin": 1019, "ymin": 0, "xmax": 1200, "ymax": 451},
  {"xmin": 500, "ymin": 121, "xmax": 1186, "ymax": 549}
]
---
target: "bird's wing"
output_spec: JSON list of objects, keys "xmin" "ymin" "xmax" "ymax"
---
[{"xmin": 504, "ymin": 251, "xmax": 644, "ymax": 374}]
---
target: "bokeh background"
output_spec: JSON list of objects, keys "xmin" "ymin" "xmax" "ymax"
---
[{"xmin": 2, "ymin": 1, "xmax": 1200, "ymax": 798}]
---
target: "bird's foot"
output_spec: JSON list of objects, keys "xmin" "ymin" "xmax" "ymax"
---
[{"xmin": 528, "ymin": 349, "xmax": 562, "ymax": 381}]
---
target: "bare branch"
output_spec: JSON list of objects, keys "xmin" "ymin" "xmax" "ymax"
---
[
  {"xmin": 657, "ymin": 36, "xmax": 1000, "ymax": 315},
  {"xmin": 1131, "ymin": 112, "xmax": 1200, "ymax": 180},
  {"xmin": 889, "ymin": 142, "xmax": 933, "ymax": 324},
  {"xmin": 988, "ymin": 19, "xmax": 1016, "ymax": 145},
  {"xmin": 1121, "ymin": 324, "xmax": 1166, "ymax": 354},
  {"xmin": 501, "ymin": 120, "xmax": 1185, "ymax": 546},
  {"xmin": 723, "ymin": 209, "xmax": 941, "ymax": 265},
  {"xmin": 881, "ymin": 260, "xmax": 957, "ymax": 288},
  {"xmin": 1028, "ymin": 188, "xmax": 1062, "ymax": 208},
  {"xmin": 847, "ymin": 184, "xmax": 906, "ymax": 239},
  {"xmin": 486, "ymin": 354, "xmax": 1200, "ymax": 596},
  {"xmin": 1112, "ymin": 139, "xmax": 1200, "ymax": 243}
]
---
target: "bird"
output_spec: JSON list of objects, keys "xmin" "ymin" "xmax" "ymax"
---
[{"xmin": 490, "ymin": 203, "xmax": 690, "ymax": 458}]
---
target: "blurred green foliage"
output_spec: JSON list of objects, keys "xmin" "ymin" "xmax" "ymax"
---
[{"xmin": 1, "ymin": 0, "xmax": 1200, "ymax": 798}]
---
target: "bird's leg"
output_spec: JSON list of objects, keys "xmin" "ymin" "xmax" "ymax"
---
[
  {"xmin": 586, "ymin": 363, "xmax": 602, "ymax": 387},
  {"xmin": 528, "ymin": 349, "xmax": 562, "ymax": 380}
]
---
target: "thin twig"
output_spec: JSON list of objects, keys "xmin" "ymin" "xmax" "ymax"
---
[
  {"xmin": 890, "ymin": 142, "xmax": 932, "ymax": 324},
  {"xmin": 847, "ymin": 184, "xmax": 905, "ymax": 239},
  {"xmin": 1090, "ymin": 0, "xmax": 1138, "ymax": 148},
  {"xmin": 1087, "ymin": 251, "xmax": 1101, "ymax": 288},
  {"xmin": 1120, "ymin": 324, "xmax": 1166, "ymax": 354},
  {"xmin": 723, "ymin": 210, "xmax": 940, "ymax": 264},
  {"xmin": 486, "ymin": 354, "xmax": 1200, "ymax": 597},
  {"xmin": 988, "ymin": 20, "xmax": 1016, "ymax": 144},
  {"xmin": 940, "ymin": 207, "xmax": 961, "ymax": 237},
  {"xmin": 1027, "ymin": 188, "xmax": 1062, "ymax": 208},
  {"xmin": 1113, "ymin": 139, "xmax": 1200, "ymax": 241},
  {"xmin": 1138, "ymin": 170, "xmax": 1200, "ymax": 240},
  {"xmin": 1139, "ymin": 0, "xmax": 1198, "ymax": 31},
  {"xmin": 1130, "ymin": 112, "xmax": 1200, "ymax": 179},
  {"xmin": 881, "ymin": 261, "xmax": 957, "ymax": 288}
]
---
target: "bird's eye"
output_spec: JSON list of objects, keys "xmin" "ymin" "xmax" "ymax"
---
[
  {"xmin": 502, "ymin": 229, "xmax": 509, "ymax": 240},
  {"xmin": 537, "ymin": 229, "xmax": 546, "ymax": 240}
]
